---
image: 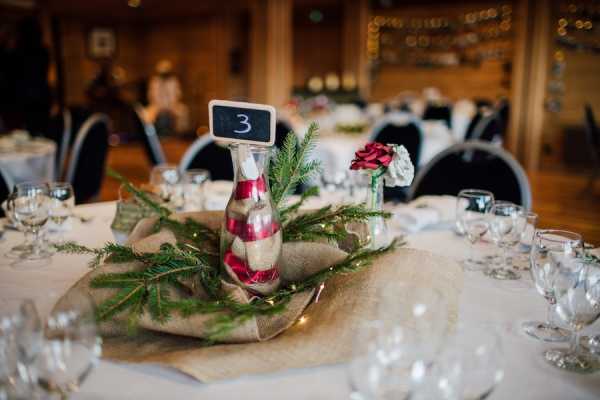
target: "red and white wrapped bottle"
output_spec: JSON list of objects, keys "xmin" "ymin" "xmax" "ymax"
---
[{"xmin": 220, "ymin": 144, "xmax": 282, "ymax": 296}]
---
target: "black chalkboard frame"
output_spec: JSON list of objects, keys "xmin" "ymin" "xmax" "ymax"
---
[{"xmin": 208, "ymin": 99, "xmax": 276, "ymax": 146}]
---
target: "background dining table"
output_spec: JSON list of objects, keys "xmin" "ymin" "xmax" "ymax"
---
[
  {"xmin": 0, "ymin": 136, "xmax": 56, "ymax": 187},
  {"xmin": 0, "ymin": 199, "xmax": 599, "ymax": 399}
]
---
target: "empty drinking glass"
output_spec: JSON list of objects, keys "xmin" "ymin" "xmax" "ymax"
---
[
  {"xmin": 12, "ymin": 182, "xmax": 51, "ymax": 261},
  {"xmin": 522, "ymin": 230, "xmax": 582, "ymax": 342},
  {"xmin": 3, "ymin": 190, "xmax": 34, "ymax": 259},
  {"xmin": 544, "ymin": 259, "xmax": 600, "ymax": 373},
  {"xmin": 347, "ymin": 320, "xmax": 386, "ymax": 400},
  {"xmin": 149, "ymin": 164, "xmax": 181, "ymax": 208},
  {"xmin": 444, "ymin": 324, "xmax": 504, "ymax": 400},
  {"xmin": 47, "ymin": 182, "xmax": 75, "ymax": 244},
  {"xmin": 456, "ymin": 189, "xmax": 495, "ymax": 271},
  {"xmin": 182, "ymin": 168, "xmax": 211, "ymax": 211},
  {"xmin": 513, "ymin": 211, "xmax": 538, "ymax": 271},
  {"xmin": 36, "ymin": 291, "xmax": 102, "ymax": 398},
  {"xmin": 486, "ymin": 202, "xmax": 525, "ymax": 280}
]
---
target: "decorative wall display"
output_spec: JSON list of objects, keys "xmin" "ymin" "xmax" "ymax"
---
[
  {"xmin": 87, "ymin": 27, "xmax": 117, "ymax": 59},
  {"xmin": 546, "ymin": 2, "xmax": 600, "ymax": 113},
  {"xmin": 367, "ymin": 4, "xmax": 514, "ymax": 69}
]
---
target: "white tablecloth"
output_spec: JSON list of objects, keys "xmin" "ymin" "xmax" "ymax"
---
[
  {"xmin": 311, "ymin": 121, "xmax": 454, "ymax": 175},
  {"xmin": 0, "ymin": 138, "xmax": 56, "ymax": 187},
  {"xmin": 1, "ymin": 201, "xmax": 599, "ymax": 399}
]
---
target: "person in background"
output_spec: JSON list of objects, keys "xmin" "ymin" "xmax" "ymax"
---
[
  {"xmin": 1, "ymin": 17, "xmax": 51, "ymax": 136},
  {"xmin": 145, "ymin": 59, "xmax": 189, "ymax": 136}
]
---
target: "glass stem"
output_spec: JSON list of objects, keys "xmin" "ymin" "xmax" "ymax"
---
[
  {"xmin": 546, "ymin": 301, "xmax": 555, "ymax": 327},
  {"xmin": 570, "ymin": 329, "xmax": 580, "ymax": 355},
  {"xmin": 32, "ymin": 228, "xmax": 41, "ymax": 256},
  {"xmin": 502, "ymin": 245, "xmax": 509, "ymax": 271}
]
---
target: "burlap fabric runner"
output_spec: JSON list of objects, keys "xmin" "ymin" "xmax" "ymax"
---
[{"xmin": 57, "ymin": 211, "xmax": 463, "ymax": 382}]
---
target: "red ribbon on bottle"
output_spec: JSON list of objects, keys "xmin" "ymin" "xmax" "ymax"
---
[
  {"xmin": 226, "ymin": 217, "xmax": 280, "ymax": 242},
  {"xmin": 235, "ymin": 175, "xmax": 267, "ymax": 200},
  {"xmin": 223, "ymin": 250, "xmax": 279, "ymax": 284}
]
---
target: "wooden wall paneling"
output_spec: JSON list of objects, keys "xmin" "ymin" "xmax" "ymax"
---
[
  {"xmin": 249, "ymin": 0, "xmax": 293, "ymax": 106},
  {"xmin": 522, "ymin": 0, "xmax": 551, "ymax": 171},
  {"xmin": 342, "ymin": 0, "xmax": 370, "ymax": 98},
  {"xmin": 506, "ymin": 0, "xmax": 532, "ymax": 160}
]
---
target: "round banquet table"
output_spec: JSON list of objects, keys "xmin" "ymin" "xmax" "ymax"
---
[
  {"xmin": 0, "ymin": 137, "xmax": 56, "ymax": 187},
  {"xmin": 0, "ymin": 200, "xmax": 599, "ymax": 399},
  {"xmin": 310, "ymin": 120, "xmax": 455, "ymax": 175}
]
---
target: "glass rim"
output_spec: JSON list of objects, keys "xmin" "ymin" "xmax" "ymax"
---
[
  {"xmin": 457, "ymin": 188, "xmax": 494, "ymax": 198},
  {"xmin": 535, "ymin": 229, "xmax": 582, "ymax": 244},
  {"xmin": 228, "ymin": 143, "xmax": 271, "ymax": 153}
]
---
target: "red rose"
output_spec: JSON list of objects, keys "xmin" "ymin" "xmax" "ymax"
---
[{"xmin": 350, "ymin": 142, "xmax": 393, "ymax": 170}]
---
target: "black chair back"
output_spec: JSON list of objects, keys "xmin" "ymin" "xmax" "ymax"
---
[
  {"xmin": 65, "ymin": 114, "xmax": 110, "ymax": 203},
  {"xmin": 408, "ymin": 141, "xmax": 531, "ymax": 209},
  {"xmin": 0, "ymin": 168, "xmax": 11, "ymax": 215},
  {"xmin": 471, "ymin": 114, "xmax": 502, "ymax": 143},
  {"xmin": 372, "ymin": 122, "xmax": 423, "ymax": 202},
  {"xmin": 584, "ymin": 104, "xmax": 600, "ymax": 165},
  {"xmin": 275, "ymin": 120, "xmax": 292, "ymax": 149},
  {"xmin": 46, "ymin": 109, "xmax": 72, "ymax": 179},
  {"xmin": 132, "ymin": 104, "xmax": 167, "ymax": 166},
  {"xmin": 463, "ymin": 112, "xmax": 482, "ymax": 141},
  {"xmin": 179, "ymin": 136, "xmax": 233, "ymax": 181},
  {"xmin": 496, "ymin": 99, "xmax": 510, "ymax": 138},
  {"xmin": 423, "ymin": 104, "xmax": 452, "ymax": 128}
]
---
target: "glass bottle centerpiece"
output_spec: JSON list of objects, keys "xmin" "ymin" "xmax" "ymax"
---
[
  {"xmin": 221, "ymin": 144, "xmax": 282, "ymax": 295},
  {"xmin": 350, "ymin": 143, "xmax": 414, "ymax": 249}
]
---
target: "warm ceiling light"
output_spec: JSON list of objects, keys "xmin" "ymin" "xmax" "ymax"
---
[{"xmin": 128, "ymin": 0, "xmax": 141, "ymax": 8}]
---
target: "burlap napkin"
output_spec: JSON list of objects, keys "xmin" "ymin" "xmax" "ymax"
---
[{"xmin": 57, "ymin": 211, "xmax": 464, "ymax": 382}]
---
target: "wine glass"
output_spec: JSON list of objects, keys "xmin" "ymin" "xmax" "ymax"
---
[
  {"xmin": 455, "ymin": 189, "xmax": 494, "ymax": 271},
  {"xmin": 0, "ymin": 313, "xmax": 20, "ymax": 398},
  {"xmin": 3, "ymin": 190, "xmax": 34, "ymax": 259},
  {"xmin": 12, "ymin": 182, "xmax": 51, "ymax": 261},
  {"xmin": 47, "ymin": 182, "xmax": 75, "ymax": 244},
  {"xmin": 347, "ymin": 320, "xmax": 386, "ymax": 400},
  {"xmin": 149, "ymin": 164, "xmax": 181, "ymax": 208},
  {"xmin": 544, "ymin": 259, "xmax": 600, "ymax": 373},
  {"xmin": 485, "ymin": 202, "xmax": 525, "ymax": 280},
  {"xmin": 522, "ymin": 230, "xmax": 582, "ymax": 342},
  {"xmin": 444, "ymin": 323, "xmax": 504, "ymax": 400},
  {"xmin": 512, "ymin": 211, "xmax": 538, "ymax": 271},
  {"xmin": 182, "ymin": 169, "xmax": 211, "ymax": 212},
  {"xmin": 36, "ymin": 290, "xmax": 102, "ymax": 398}
]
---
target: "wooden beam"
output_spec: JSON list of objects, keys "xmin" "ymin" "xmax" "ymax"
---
[
  {"xmin": 249, "ymin": 0, "xmax": 293, "ymax": 106},
  {"xmin": 342, "ymin": 0, "xmax": 370, "ymax": 98},
  {"xmin": 523, "ymin": 0, "xmax": 551, "ymax": 171}
]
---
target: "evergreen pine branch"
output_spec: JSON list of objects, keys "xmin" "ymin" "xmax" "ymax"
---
[
  {"xmin": 147, "ymin": 283, "xmax": 171, "ymax": 323},
  {"xmin": 95, "ymin": 284, "xmax": 146, "ymax": 322},
  {"xmin": 54, "ymin": 242, "xmax": 137, "ymax": 267},
  {"xmin": 107, "ymin": 168, "xmax": 171, "ymax": 218},
  {"xmin": 154, "ymin": 217, "xmax": 220, "ymax": 249},
  {"xmin": 279, "ymin": 186, "xmax": 320, "ymax": 223},
  {"xmin": 283, "ymin": 204, "xmax": 391, "ymax": 243},
  {"xmin": 270, "ymin": 123, "xmax": 321, "ymax": 208}
]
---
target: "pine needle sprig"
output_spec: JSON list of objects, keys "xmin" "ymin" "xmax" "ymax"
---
[
  {"xmin": 107, "ymin": 168, "xmax": 171, "ymax": 218},
  {"xmin": 270, "ymin": 123, "xmax": 321, "ymax": 208},
  {"xmin": 54, "ymin": 241, "xmax": 137, "ymax": 267},
  {"xmin": 283, "ymin": 204, "xmax": 392, "ymax": 243},
  {"xmin": 154, "ymin": 217, "xmax": 220, "ymax": 250},
  {"xmin": 279, "ymin": 186, "xmax": 320, "ymax": 223}
]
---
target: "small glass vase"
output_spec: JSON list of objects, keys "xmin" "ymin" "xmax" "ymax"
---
[
  {"xmin": 366, "ymin": 170, "xmax": 391, "ymax": 249},
  {"xmin": 220, "ymin": 144, "xmax": 282, "ymax": 296}
]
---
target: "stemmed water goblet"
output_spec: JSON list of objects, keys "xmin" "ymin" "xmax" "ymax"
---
[
  {"xmin": 455, "ymin": 189, "xmax": 495, "ymax": 271},
  {"xmin": 47, "ymin": 182, "xmax": 75, "ymax": 245},
  {"xmin": 36, "ymin": 290, "xmax": 102, "ymax": 398},
  {"xmin": 12, "ymin": 182, "xmax": 52, "ymax": 261},
  {"xmin": 3, "ymin": 190, "xmax": 34, "ymax": 259},
  {"xmin": 522, "ymin": 230, "xmax": 583, "ymax": 342},
  {"xmin": 149, "ymin": 164, "xmax": 181, "ymax": 209},
  {"xmin": 544, "ymin": 258, "xmax": 600, "ymax": 373},
  {"xmin": 182, "ymin": 168, "xmax": 211, "ymax": 211},
  {"xmin": 485, "ymin": 202, "xmax": 525, "ymax": 280},
  {"xmin": 512, "ymin": 211, "xmax": 538, "ymax": 271}
]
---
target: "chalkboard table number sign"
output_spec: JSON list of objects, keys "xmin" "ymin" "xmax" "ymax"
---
[{"xmin": 209, "ymin": 99, "xmax": 276, "ymax": 146}]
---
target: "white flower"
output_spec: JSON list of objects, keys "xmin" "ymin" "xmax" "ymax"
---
[{"xmin": 384, "ymin": 144, "xmax": 414, "ymax": 187}]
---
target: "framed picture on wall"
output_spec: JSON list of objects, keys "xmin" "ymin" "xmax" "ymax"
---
[{"xmin": 87, "ymin": 28, "xmax": 116, "ymax": 59}]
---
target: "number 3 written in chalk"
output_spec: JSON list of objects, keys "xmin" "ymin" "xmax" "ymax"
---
[{"xmin": 234, "ymin": 114, "xmax": 251, "ymax": 134}]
